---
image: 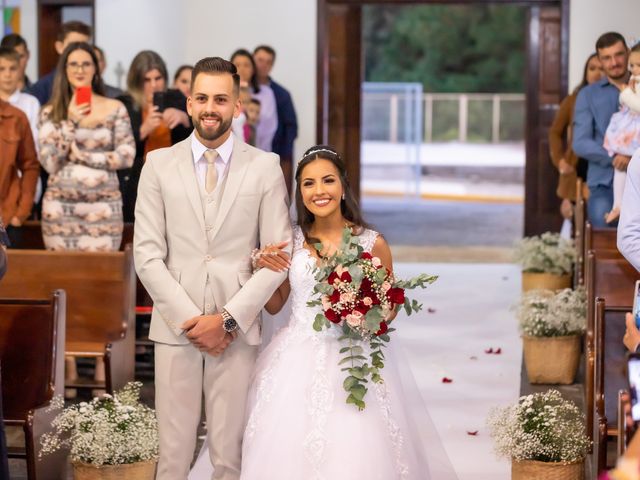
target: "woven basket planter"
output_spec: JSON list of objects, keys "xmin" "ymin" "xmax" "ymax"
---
[
  {"xmin": 522, "ymin": 272, "xmax": 571, "ymax": 292},
  {"xmin": 512, "ymin": 459, "xmax": 583, "ymax": 480},
  {"xmin": 522, "ymin": 335, "xmax": 581, "ymax": 384},
  {"xmin": 72, "ymin": 460, "xmax": 156, "ymax": 480}
]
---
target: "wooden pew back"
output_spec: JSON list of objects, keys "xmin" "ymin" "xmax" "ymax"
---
[
  {"xmin": 0, "ymin": 248, "xmax": 134, "ymax": 345},
  {"xmin": 585, "ymin": 221, "xmax": 618, "ymax": 254},
  {"xmin": 0, "ymin": 292, "xmax": 65, "ymax": 419}
]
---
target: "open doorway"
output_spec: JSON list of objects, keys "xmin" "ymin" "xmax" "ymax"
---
[
  {"xmin": 317, "ymin": 0, "xmax": 569, "ymax": 240},
  {"xmin": 360, "ymin": 4, "xmax": 526, "ymax": 259}
]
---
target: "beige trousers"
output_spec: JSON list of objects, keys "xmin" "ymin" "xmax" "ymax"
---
[{"xmin": 154, "ymin": 340, "xmax": 258, "ymax": 480}]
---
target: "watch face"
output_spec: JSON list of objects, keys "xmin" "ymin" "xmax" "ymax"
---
[{"xmin": 224, "ymin": 318, "xmax": 238, "ymax": 332}]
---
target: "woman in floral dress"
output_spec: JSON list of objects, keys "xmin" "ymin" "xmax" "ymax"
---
[{"xmin": 39, "ymin": 42, "xmax": 134, "ymax": 251}]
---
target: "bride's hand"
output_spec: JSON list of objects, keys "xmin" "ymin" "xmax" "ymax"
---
[{"xmin": 252, "ymin": 241, "xmax": 290, "ymax": 272}]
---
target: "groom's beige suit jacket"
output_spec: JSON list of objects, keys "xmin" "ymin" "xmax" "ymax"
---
[
  {"xmin": 133, "ymin": 135, "xmax": 291, "ymax": 480},
  {"xmin": 134, "ymin": 135, "xmax": 292, "ymax": 345}
]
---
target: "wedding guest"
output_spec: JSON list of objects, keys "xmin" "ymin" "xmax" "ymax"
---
[
  {"xmin": 245, "ymin": 97, "xmax": 260, "ymax": 146},
  {"xmin": 0, "ymin": 47, "xmax": 42, "ymax": 219},
  {"xmin": 230, "ymin": 49, "xmax": 260, "ymax": 144},
  {"xmin": 248, "ymin": 46, "xmax": 278, "ymax": 154},
  {"xmin": 549, "ymin": 53, "xmax": 603, "ymax": 219},
  {"xmin": 254, "ymin": 45, "xmax": 298, "ymax": 193},
  {"xmin": 38, "ymin": 42, "xmax": 134, "ymax": 251},
  {"xmin": 0, "ymin": 98, "xmax": 38, "ymax": 247},
  {"xmin": 0, "ymin": 33, "xmax": 32, "ymax": 91},
  {"xmin": 117, "ymin": 50, "xmax": 191, "ymax": 221},
  {"xmin": 93, "ymin": 45, "xmax": 124, "ymax": 99},
  {"xmin": 28, "ymin": 21, "xmax": 91, "ymax": 105},
  {"xmin": 0, "ymin": 47, "xmax": 39, "ymax": 148},
  {"xmin": 173, "ymin": 65, "xmax": 193, "ymax": 98},
  {"xmin": 573, "ymin": 32, "xmax": 630, "ymax": 227}
]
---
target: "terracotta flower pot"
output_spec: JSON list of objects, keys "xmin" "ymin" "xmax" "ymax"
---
[
  {"xmin": 521, "ymin": 272, "xmax": 571, "ymax": 292},
  {"xmin": 512, "ymin": 458, "xmax": 583, "ymax": 480},
  {"xmin": 522, "ymin": 335, "xmax": 581, "ymax": 384},
  {"xmin": 72, "ymin": 460, "xmax": 157, "ymax": 480}
]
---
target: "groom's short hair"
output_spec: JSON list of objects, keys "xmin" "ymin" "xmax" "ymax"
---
[{"xmin": 191, "ymin": 56, "xmax": 239, "ymax": 96}]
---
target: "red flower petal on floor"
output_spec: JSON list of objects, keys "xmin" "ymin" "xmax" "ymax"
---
[
  {"xmin": 494, "ymin": 348, "xmax": 502, "ymax": 354},
  {"xmin": 441, "ymin": 377, "xmax": 453, "ymax": 383},
  {"xmin": 466, "ymin": 430, "xmax": 479, "ymax": 436},
  {"xmin": 427, "ymin": 308, "xmax": 436, "ymax": 313},
  {"xmin": 484, "ymin": 348, "xmax": 493, "ymax": 354}
]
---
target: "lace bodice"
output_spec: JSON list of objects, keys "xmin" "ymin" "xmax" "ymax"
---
[{"xmin": 288, "ymin": 226, "xmax": 379, "ymax": 333}]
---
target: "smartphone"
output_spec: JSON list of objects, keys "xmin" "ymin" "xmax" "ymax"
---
[
  {"xmin": 76, "ymin": 86, "xmax": 92, "ymax": 114},
  {"xmin": 152, "ymin": 91, "xmax": 166, "ymax": 112},
  {"xmin": 628, "ymin": 353, "xmax": 640, "ymax": 422},
  {"xmin": 633, "ymin": 280, "xmax": 640, "ymax": 328}
]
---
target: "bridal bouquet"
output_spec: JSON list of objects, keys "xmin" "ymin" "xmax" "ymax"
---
[{"xmin": 308, "ymin": 227, "xmax": 437, "ymax": 410}]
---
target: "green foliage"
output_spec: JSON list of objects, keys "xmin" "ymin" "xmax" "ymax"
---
[{"xmin": 363, "ymin": 4, "xmax": 526, "ymax": 93}]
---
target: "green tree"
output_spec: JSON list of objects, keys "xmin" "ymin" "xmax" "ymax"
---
[{"xmin": 363, "ymin": 4, "xmax": 526, "ymax": 93}]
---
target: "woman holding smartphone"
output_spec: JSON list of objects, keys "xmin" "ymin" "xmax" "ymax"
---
[
  {"xmin": 117, "ymin": 50, "xmax": 192, "ymax": 221},
  {"xmin": 38, "ymin": 42, "xmax": 134, "ymax": 251}
]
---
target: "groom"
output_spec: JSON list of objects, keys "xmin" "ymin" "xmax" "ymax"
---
[{"xmin": 134, "ymin": 57, "xmax": 292, "ymax": 480}]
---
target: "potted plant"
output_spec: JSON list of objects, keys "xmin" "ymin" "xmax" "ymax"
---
[
  {"xmin": 40, "ymin": 382, "xmax": 158, "ymax": 480},
  {"xmin": 516, "ymin": 287, "xmax": 586, "ymax": 384},
  {"xmin": 514, "ymin": 232, "xmax": 575, "ymax": 291},
  {"xmin": 487, "ymin": 389, "xmax": 590, "ymax": 480}
]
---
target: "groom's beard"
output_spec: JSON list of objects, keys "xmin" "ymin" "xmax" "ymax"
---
[{"xmin": 193, "ymin": 112, "xmax": 233, "ymax": 142}]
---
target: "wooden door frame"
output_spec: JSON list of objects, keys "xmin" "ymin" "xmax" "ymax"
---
[
  {"xmin": 37, "ymin": 0, "xmax": 95, "ymax": 77},
  {"xmin": 317, "ymin": 0, "xmax": 571, "ymax": 235}
]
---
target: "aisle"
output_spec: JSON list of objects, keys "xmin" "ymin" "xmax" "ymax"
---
[{"xmin": 393, "ymin": 263, "xmax": 522, "ymax": 480}]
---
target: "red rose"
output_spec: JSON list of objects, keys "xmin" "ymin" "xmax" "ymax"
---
[
  {"xmin": 376, "ymin": 321, "xmax": 388, "ymax": 336},
  {"xmin": 387, "ymin": 287, "xmax": 405, "ymax": 305},
  {"xmin": 361, "ymin": 252, "xmax": 373, "ymax": 260},
  {"xmin": 355, "ymin": 303, "xmax": 370, "ymax": 315},
  {"xmin": 325, "ymin": 309, "xmax": 340, "ymax": 323},
  {"xmin": 339, "ymin": 271, "xmax": 352, "ymax": 283},
  {"xmin": 328, "ymin": 271, "xmax": 339, "ymax": 285},
  {"xmin": 340, "ymin": 309, "xmax": 351, "ymax": 319},
  {"xmin": 329, "ymin": 288, "xmax": 341, "ymax": 304},
  {"xmin": 360, "ymin": 277, "xmax": 374, "ymax": 296}
]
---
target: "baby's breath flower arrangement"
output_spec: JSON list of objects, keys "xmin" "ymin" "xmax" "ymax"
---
[
  {"xmin": 487, "ymin": 389, "xmax": 590, "ymax": 463},
  {"xmin": 515, "ymin": 288, "xmax": 586, "ymax": 337},
  {"xmin": 514, "ymin": 232, "xmax": 576, "ymax": 275},
  {"xmin": 40, "ymin": 382, "xmax": 158, "ymax": 466}
]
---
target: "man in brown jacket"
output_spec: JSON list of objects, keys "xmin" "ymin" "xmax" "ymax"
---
[{"xmin": 0, "ymin": 99, "xmax": 39, "ymax": 246}]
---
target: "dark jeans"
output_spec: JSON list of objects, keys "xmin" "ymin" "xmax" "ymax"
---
[{"xmin": 587, "ymin": 184, "xmax": 616, "ymax": 228}]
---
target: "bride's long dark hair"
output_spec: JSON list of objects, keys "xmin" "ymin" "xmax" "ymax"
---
[{"xmin": 295, "ymin": 145, "xmax": 368, "ymax": 245}]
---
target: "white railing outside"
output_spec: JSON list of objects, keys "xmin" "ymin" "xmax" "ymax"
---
[{"xmin": 362, "ymin": 86, "xmax": 525, "ymax": 144}]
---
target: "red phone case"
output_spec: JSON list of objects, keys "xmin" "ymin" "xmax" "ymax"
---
[{"xmin": 76, "ymin": 86, "xmax": 92, "ymax": 113}]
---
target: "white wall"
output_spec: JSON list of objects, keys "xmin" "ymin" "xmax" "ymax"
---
[
  {"xmin": 569, "ymin": 0, "xmax": 640, "ymax": 90},
  {"xmin": 184, "ymin": 0, "xmax": 316, "ymax": 162}
]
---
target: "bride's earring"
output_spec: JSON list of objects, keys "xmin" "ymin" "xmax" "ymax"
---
[{"xmin": 341, "ymin": 193, "xmax": 345, "ymax": 201}]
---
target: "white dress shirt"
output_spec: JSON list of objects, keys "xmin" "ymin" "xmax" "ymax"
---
[
  {"xmin": 9, "ymin": 89, "xmax": 40, "ymax": 147},
  {"xmin": 618, "ymin": 149, "xmax": 640, "ymax": 272},
  {"xmin": 252, "ymin": 84, "xmax": 278, "ymax": 152},
  {"xmin": 190, "ymin": 131, "xmax": 234, "ymax": 189}
]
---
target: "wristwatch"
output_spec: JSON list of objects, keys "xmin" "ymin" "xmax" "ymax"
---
[{"xmin": 221, "ymin": 309, "xmax": 239, "ymax": 333}]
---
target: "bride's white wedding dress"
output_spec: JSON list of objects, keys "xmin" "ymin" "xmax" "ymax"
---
[{"xmin": 189, "ymin": 226, "xmax": 457, "ymax": 480}]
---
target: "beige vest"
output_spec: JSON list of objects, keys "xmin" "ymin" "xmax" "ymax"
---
[{"xmin": 196, "ymin": 164, "xmax": 228, "ymax": 315}]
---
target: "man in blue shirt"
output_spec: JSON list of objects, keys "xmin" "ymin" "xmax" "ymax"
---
[{"xmin": 573, "ymin": 32, "xmax": 630, "ymax": 227}]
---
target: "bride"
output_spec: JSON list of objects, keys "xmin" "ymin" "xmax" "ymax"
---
[{"xmin": 190, "ymin": 145, "xmax": 457, "ymax": 479}]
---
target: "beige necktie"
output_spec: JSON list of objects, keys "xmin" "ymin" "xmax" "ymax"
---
[{"xmin": 203, "ymin": 149, "xmax": 218, "ymax": 193}]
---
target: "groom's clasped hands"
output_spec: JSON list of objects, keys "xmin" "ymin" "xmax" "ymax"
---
[{"xmin": 181, "ymin": 313, "xmax": 236, "ymax": 356}]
